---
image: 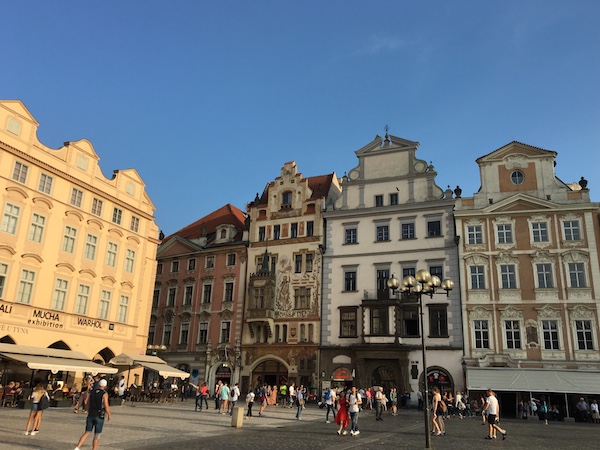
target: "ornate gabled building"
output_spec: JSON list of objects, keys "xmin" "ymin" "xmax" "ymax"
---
[
  {"xmin": 0, "ymin": 100, "xmax": 159, "ymax": 383},
  {"xmin": 241, "ymin": 161, "xmax": 341, "ymax": 392},
  {"xmin": 152, "ymin": 204, "xmax": 248, "ymax": 388},
  {"xmin": 320, "ymin": 133, "xmax": 463, "ymax": 394},
  {"xmin": 454, "ymin": 141, "xmax": 600, "ymax": 415}
]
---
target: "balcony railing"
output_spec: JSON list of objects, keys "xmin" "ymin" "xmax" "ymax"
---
[{"xmin": 246, "ymin": 308, "xmax": 275, "ymax": 320}]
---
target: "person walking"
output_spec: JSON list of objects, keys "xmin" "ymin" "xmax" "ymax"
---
[
  {"xmin": 348, "ymin": 386, "xmax": 362, "ymax": 436},
  {"xmin": 389, "ymin": 387, "xmax": 398, "ymax": 416},
  {"xmin": 295, "ymin": 385, "xmax": 305, "ymax": 420},
  {"xmin": 219, "ymin": 382, "xmax": 230, "ymax": 414},
  {"xmin": 483, "ymin": 389, "xmax": 507, "ymax": 440},
  {"xmin": 229, "ymin": 383, "xmax": 240, "ymax": 415},
  {"xmin": 245, "ymin": 389, "xmax": 255, "ymax": 419},
  {"xmin": 24, "ymin": 383, "xmax": 49, "ymax": 435},
  {"xmin": 323, "ymin": 388, "xmax": 336, "ymax": 423},
  {"xmin": 431, "ymin": 387, "xmax": 445, "ymax": 436},
  {"xmin": 375, "ymin": 386, "xmax": 385, "ymax": 421},
  {"xmin": 74, "ymin": 379, "xmax": 112, "ymax": 450},
  {"xmin": 334, "ymin": 392, "xmax": 349, "ymax": 435}
]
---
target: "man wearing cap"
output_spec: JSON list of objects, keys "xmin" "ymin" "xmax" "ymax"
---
[{"xmin": 74, "ymin": 378, "xmax": 111, "ymax": 450}]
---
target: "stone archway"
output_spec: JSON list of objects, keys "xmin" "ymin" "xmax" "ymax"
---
[
  {"xmin": 371, "ymin": 366, "xmax": 397, "ymax": 392},
  {"xmin": 420, "ymin": 366, "xmax": 454, "ymax": 394}
]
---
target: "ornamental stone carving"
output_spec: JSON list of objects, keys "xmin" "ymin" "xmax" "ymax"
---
[
  {"xmin": 525, "ymin": 319, "xmax": 539, "ymax": 348},
  {"xmin": 569, "ymin": 305, "xmax": 595, "ymax": 319},
  {"xmin": 500, "ymin": 306, "xmax": 523, "ymax": 319},
  {"xmin": 537, "ymin": 304, "xmax": 561, "ymax": 318},
  {"xmin": 469, "ymin": 306, "xmax": 492, "ymax": 319},
  {"xmin": 504, "ymin": 155, "xmax": 528, "ymax": 169}
]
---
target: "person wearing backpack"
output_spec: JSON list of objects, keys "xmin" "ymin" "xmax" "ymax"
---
[
  {"xmin": 538, "ymin": 395, "xmax": 549, "ymax": 425},
  {"xmin": 74, "ymin": 378, "xmax": 112, "ymax": 450},
  {"xmin": 24, "ymin": 383, "xmax": 49, "ymax": 436},
  {"xmin": 323, "ymin": 388, "xmax": 335, "ymax": 423}
]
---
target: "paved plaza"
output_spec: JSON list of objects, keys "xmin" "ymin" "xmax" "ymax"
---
[{"xmin": 0, "ymin": 400, "xmax": 598, "ymax": 449}]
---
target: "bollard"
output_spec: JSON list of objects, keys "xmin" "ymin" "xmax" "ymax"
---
[{"xmin": 231, "ymin": 405, "xmax": 244, "ymax": 428}]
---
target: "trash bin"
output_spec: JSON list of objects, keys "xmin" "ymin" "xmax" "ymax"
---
[{"xmin": 231, "ymin": 406, "xmax": 244, "ymax": 428}]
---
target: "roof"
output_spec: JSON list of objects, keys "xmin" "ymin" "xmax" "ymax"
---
[
  {"xmin": 476, "ymin": 141, "xmax": 557, "ymax": 163},
  {"xmin": 164, "ymin": 203, "xmax": 246, "ymax": 242},
  {"xmin": 253, "ymin": 172, "xmax": 337, "ymax": 207}
]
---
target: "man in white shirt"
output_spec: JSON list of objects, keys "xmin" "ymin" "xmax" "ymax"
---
[
  {"xmin": 484, "ymin": 389, "xmax": 507, "ymax": 440},
  {"xmin": 375, "ymin": 387, "xmax": 385, "ymax": 421}
]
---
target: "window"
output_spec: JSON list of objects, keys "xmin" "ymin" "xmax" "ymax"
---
[
  {"xmin": 17, "ymin": 270, "xmax": 35, "ymax": 304},
  {"xmin": 568, "ymin": 263, "xmax": 587, "ymax": 288},
  {"xmin": 377, "ymin": 269, "xmax": 390, "ymax": 294},
  {"xmin": 98, "ymin": 290, "xmax": 111, "ymax": 320},
  {"xmin": 429, "ymin": 305, "xmax": 448, "ymax": 337},
  {"xmin": 156, "ymin": 263, "xmax": 163, "ymax": 275},
  {"xmin": 258, "ymin": 227, "xmax": 266, "ymax": 241},
  {"xmin": 470, "ymin": 266, "xmax": 486, "ymax": 289},
  {"xmin": 224, "ymin": 282, "xmax": 234, "ymax": 302},
  {"xmin": 294, "ymin": 254, "xmax": 302, "ymax": 273},
  {"xmin": 575, "ymin": 320, "xmax": 594, "ymax": 350},
  {"xmin": 91, "ymin": 198, "xmax": 103, "ymax": 216},
  {"xmin": 390, "ymin": 193, "xmax": 398, "ymax": 205},
  {"xmin": 148, "ymin": 325, "xmax": 155, "ymax": 345},
  {"xmin": 305, "ymin": 253, "xmax": 313, "ymax": 272},
  {"xmin": 0, "ymin": 263, "xmax": 7, "ymax": 298},
  {"xmin": 344, "ymin": 270, "xmax": 357, "ymax": 291},
  {"xmin": 227, "ymin": 253, "xmax": 236, "ymax": 266},
  {"xmin": 345, "ymin": 227, "xmax": 357, "ymax": 244},
  {"xmin": 371, "ymin": 307, "xmax": 388, "ymax": 335},
  {"xmin": 375, "ymin": 195, "xmax": 384, "ymax": 207},
  {"xmin": 38, "ymin": 173, "xmax": 53, "ymax": 194},
  {"xmin": 202, "ymin": 284, "xmax": 212, "ymax": 303},
  {"xmin": 167, "ymin": 287, "xmax": 176, "ymax": 306},
  {"xmin": 170, "ymin": 260, "xmax": 179, "ymax": 273},
  {"xmin": 306, "ymin": 221, "xmax": 314, "ymax": 237},
  {"xmin": 51, "ymin": 278, "xmax": 69, "ymax": 311},
  {"xmin": 403, "ymin": 267, "xmax": 416, "ymax": 278},
  {"xmin": 536, "ymin": 264, "xmax": 554, "ymax": 288},
  {"xmin": 112, "ymin": 207, "xmax": 123, "ymax": 225},
  {"xmin": 220, "ymin": 321, "xmax": 231, "ymax": 343},
  {"xmin": 75, "ymin": 284, "xmax": 90, "ymax": 315},
  {"xmin": 429, "ymin": 265, "xmax": 443, "ymax": 281},
  {"xmin": 291, "ymin": 223, "xmax": 298, "ymax": 238},
  {"xmin": 467, "ymin": 225, "xmax": 483, "ymax": 245},
  {"xmin": 105, "ymin": 242, "xmax": 118, "ymax": 267},
  {"xmin": 70, "ymin": 188, "xmax": 83, "ymax": 207},
  {"xmin": 500, "ymin": 264, "xmax": 517, "ymax": 289},
  {"xmin": 474, "ymin": 320, "xmax": 489, "ymax": 348},
  {"xmin": 511, "ymin": 170, "xmax": 524, "ymax": 185},
  {"xmin": 28, "ymin": 213, "xmax": 45, "ymax": 243},
  {"xmin": 1, "ymin": 203, "xmax": 20, "ymax": 234},
  {"xmin": 294, "ymin": 287, "xmax": 311, "ymax": 309},
  {"xmin": 542, "ymin": 320, "xmax": 560, "ymax": 350},
  {"xmin": 62, "ymin": 226, "xmax": 77, "ymax": 253},
  {"xmin": 187, "ymin": 258, "xmax": 196, "ymax": 271},
  {"xmin": 82, "ymin": 234, "xmax": 97, "ymax": 260},
  {"xmin": 252, "ymin": 288, "xmax": 265, "ymax": 309},
  {"xmin": 163, "ymin": 324, "xmax": 172, "ymax": 346},
  {"xmin": 205, "ymin": 256, "xmax": 215, "ymax": 269},
  {"xmin": 563, "ymin": 220, "xmax": 581, "ymax": 241},
  {"xmin": 181, "ymin": 285, "xmax": 193, "ymax": 305},
  {"xmin": 376, "ymin": 225, "xmax": 389, "ymax": 241},
  {"xmin": 12, "ymin": 161, "xmax": 28, "ymax": 183},
  {"xmin": 282, "ymin": 191, "xmax": 293, "ymax": 207},
  {"xmin": 532, "ymin": 222, "xmax": 549, "ymax": 242},
  {"xmin": 496, "ymin": 224, "xmax": 513, "ymax": 244},
  {"xmin": 402, "ymin": 308, "xmax": 419, "ymax": 337},
  {"xmin": 118, "ymin": 295, "xmax": 129, "ymax": 323},
  {"xmin": 401, "ymin": 223, "xmax": 415, "ymax": 240},
  {"xmin": 340, "ymin": 308, "xmax": 357, "ymax": 337},
  {"xmin": 130, "ymin": 216, "xmax": 140, "ymax": 233},
  {"xmin": 198, "ymin": 322, "xmax": 208, "ymax": 344},
  {"xmin": 125, "ymin": 249, "xmax": 136, "ymax": 273},
  {"xmin": 427, "ymin": 220, "xmax": 442, "ymax": 237},
  {"xmin": 505, "ymin": 320, "xmax": 521, "ymax": 349},
  {"xmin": 273, "ymin": 225, "xmax": 281, "ymax": 240},
  {"xmin": 179, "ymin": 321, "xmax": 190, "ymax": 344},
  {"xmin": 152, "ymin": 289, "xmax": 160, "ymax": 308}
]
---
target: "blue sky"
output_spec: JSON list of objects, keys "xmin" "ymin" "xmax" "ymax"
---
[{"xmin": 3, "ymin": 1, "xmax": 599, "ymax": 235}]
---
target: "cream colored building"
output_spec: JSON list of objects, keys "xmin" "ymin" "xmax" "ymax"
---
[{"xmin": 0, "ymin": 100, "xmax": 159, "ymax": 383}]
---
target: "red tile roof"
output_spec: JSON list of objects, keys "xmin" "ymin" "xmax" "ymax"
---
[{"xmin": 166, "ymin": 204, "xmax": 246, "ymax": 241}]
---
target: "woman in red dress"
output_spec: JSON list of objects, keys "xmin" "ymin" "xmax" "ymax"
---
[{"xmin": 334, "ymin": 391, "xmax": 349, "ymax": 435}]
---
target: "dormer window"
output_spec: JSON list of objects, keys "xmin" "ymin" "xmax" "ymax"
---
[
  {"xmin": 220, "ymin": 229, "xmax": 227, "ymax": 239},
  {"xmin": 282, "ymin": 191, "xmax": 293, "ymax": 209}
]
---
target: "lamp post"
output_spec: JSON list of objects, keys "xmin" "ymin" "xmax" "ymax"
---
[{"xmin": 387, "ymin": 270, "xmax": 454, "ymax": 449}]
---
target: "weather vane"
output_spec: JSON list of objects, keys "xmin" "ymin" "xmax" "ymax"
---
[{"xmin": 384, "ymin": 124, "xmax": 389, "ymax": 134}]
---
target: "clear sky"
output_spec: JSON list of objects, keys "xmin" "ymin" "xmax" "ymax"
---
[{"xmin": 3, "ymin": 1, "xmax": 599, "ymax": 235}]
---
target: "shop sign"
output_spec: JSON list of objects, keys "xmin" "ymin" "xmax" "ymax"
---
[
  {"xmin": 332, "ymin": 367, "xmax": 352, "ymax": 381},
  {"xmin": 28, "ymin": 308, "xmax": 64, "ymax": 329}
]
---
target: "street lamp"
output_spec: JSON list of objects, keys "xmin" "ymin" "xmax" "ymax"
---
[{"xmin": 387, "ymin": 270, "xmax": 454, "ymax": 449}]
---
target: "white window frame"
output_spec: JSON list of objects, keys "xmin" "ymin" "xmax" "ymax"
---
[
  {"xmin": 1, "ymin": 203, "xmax": 20, "ymax": 234},
  {"xmin": 0, "ymin": 263, "xmax": 8, "ymax": 298},
  {"xmin": 98, "ymin": 290, "xmax": 111, "ymax": 320},
  {"xmin": 112, "ymin": 207, "xmax": 123, "ymax": 225},
  {"xmin": 51, "ymin": 278, "xmax": 69, "ymax": 311},
  {"xmin": 179, "ymin": 321, "xmax": 190, "ymax": 344},
  {"xmin": 12, "ymin": 161, "xmax": 29, "ymax": 183},
  {"xmin": 124, "ymin": 249, "xmax": 136, "ymax": 273},
  {"xmin": 504, "ymin": 319, "xmax": 522, "ymax": 350},
  {"xmin": 75, "ymin": 284, "xmax": 90, "ymax": 315},
  {"xmin": 105, "ymin": 242, "xmax": 118, "ymax": 267},
  {"xmin": 499, "ymin": 264, "xmax": 517, "ymax": 289},
  {"xmin": 38, "ymin": 173, "xmax": 53, "ymax": 194},
  {"xmin": 84, "ymin": 234, "xmax": 98, "ymax": 260},
  {"xmin": 28, "ymin": 213, "xmax": 45, "ymax": 243},
  {"xmin": 62, "ymin": 226, "xmax": 77, "ymax": 253},
  {"xmin": 562, "ymin": 219, "xmax": 581, "ymax": 241},
  {"xmin": 541, "ymin": 319, "xmax": 561, "ymax": 350},
  {"xmin": 70, "ymin": 188, "xmax": 84, "ymax": 208},
  {"xmin": 470, "ymin": 265, "xmax": 486, "ymax": 290},
  {"xmin": 130, "ymin": 215, "xmax": 140, "ymax": 233},
  {"xmin": 496, "ymin": 223, "xmax": 513, "ymax": 245},
  {"xmin": 117, "ymin": 295, "xmax": 129, "ymax": 323},
  {"xmin": 473, "ymin": 319, "xmax": 490, "ymax": 349},
  {"xmin": 91, "ymin": 198, "xmax": 103, "ymax": 216},
  {"xmin": 467, "ymin": 225, "xmax": 483, "ymax": 245},
  {"xmin": 17, "ymin": 269, "xmax": 36, "ymax": 304},
  {"xmin": 198, "ymin": 322, "xmax": 208, "ymax": 344}
]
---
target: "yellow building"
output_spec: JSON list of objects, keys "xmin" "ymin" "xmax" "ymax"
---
[{"xmin": 0, "ymin": 100, "xmax": 159, "ymax": 384}]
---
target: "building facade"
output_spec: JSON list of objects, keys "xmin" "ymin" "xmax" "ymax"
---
[
  {"xmin": 320, "ymin": 134, "xmax": 463, "ymax": 395},
  {"xmin": 152, "ymin": 204, "xmax": 248, "ymax": 388},
  {"xmin": 454, "ymin": 141, "xmax": 600, "ymax": 416},
  {"xmin": 241, "ymin": 161, "xmax": 341, "ymax": 393},
  {"xmin": 0, "ymin": 100, "xmax": 159, "ymax": 382}
]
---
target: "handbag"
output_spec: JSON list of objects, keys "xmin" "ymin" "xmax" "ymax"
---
[{"xmin": 38, "ymin": 393, "xmax": 50, "ymax": 410}]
